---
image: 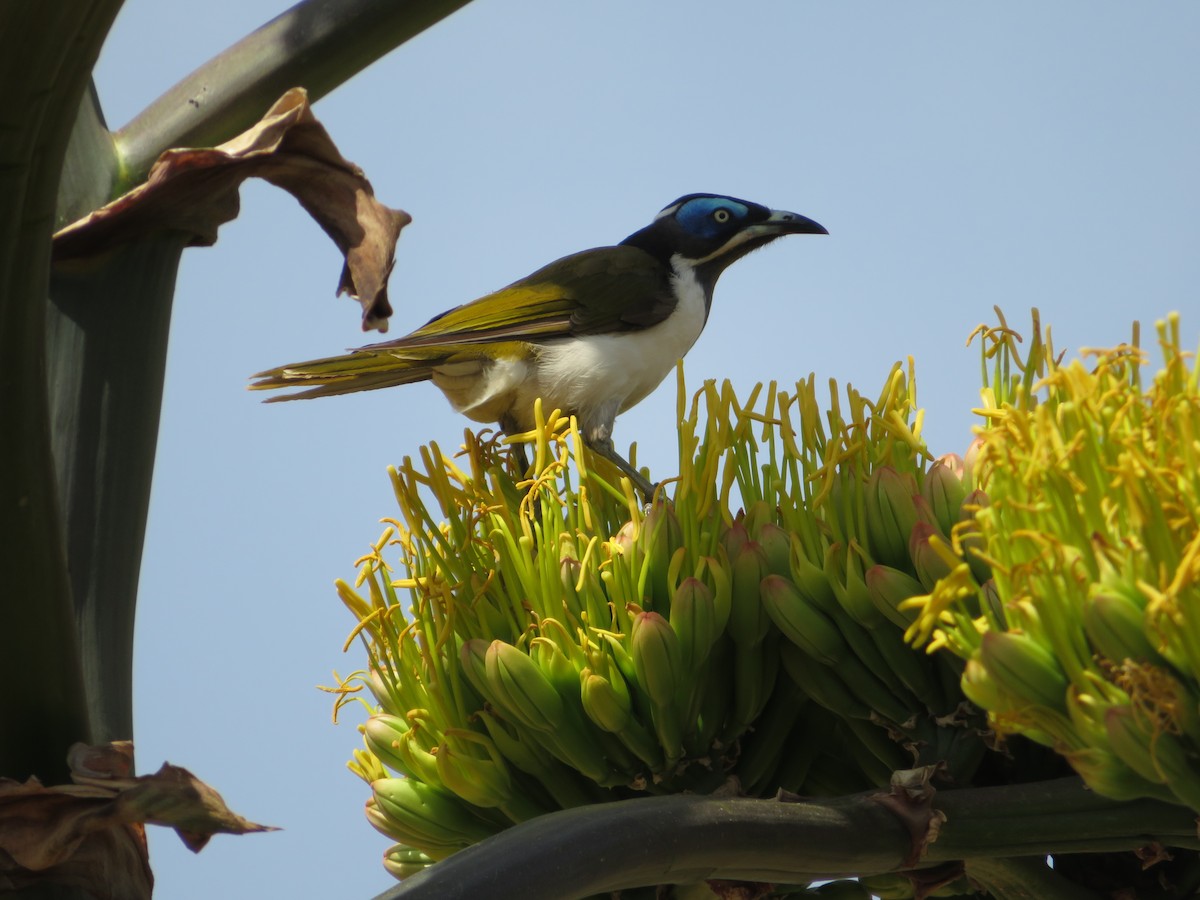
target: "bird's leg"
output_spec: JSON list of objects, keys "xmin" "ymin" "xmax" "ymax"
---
[
  {"xmin": 511, "ymin": 442, "xmax": 533, "ymax": 482},
  {"xmin": 583, "ymin": 423, "xmax": 658, "ymax": 500},
  {"xmin": 499, "ymin": 413, "xmax": 533, "ymax": 481}
]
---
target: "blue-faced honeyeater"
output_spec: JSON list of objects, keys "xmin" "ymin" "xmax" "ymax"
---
[{"xmin": 251, "ymin": 194, "xmax": 826, "ymax": 495}]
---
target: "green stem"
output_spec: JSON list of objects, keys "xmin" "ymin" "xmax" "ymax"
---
[
  {"xmin": 373, "ymin": 778, "xmax": 1198, "ymax": 900},
  {"xmin": 114, "ymin": 0, "xmax": 475, "ymax": 189},
  {"xmin": 966, "ymin": 857, "xmax": 1102, "ymax": 900}
]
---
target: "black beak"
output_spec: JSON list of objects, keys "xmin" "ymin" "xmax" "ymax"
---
[{"xmin": 766, "ymin": 208, "xmax": 828, "ymax": 236}]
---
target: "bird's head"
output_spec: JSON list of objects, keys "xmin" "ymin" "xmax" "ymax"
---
[{"xmin": 620, "ymin": 193, "xmax": 826, "ymax": 291}]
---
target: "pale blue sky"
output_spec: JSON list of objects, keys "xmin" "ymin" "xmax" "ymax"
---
[{"xmin": 93, "ymin": 3, "xmax": 1198, "ymax": 897}]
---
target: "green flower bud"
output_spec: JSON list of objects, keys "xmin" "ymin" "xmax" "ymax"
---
[
  {"xmin": 670, "ymin": 575, "xmax": 722, "ymax": 671},
  {"xmin": 435, "ymin": 747, "xmax": 509, "ymax": 810},
  {"xmin": 732, "ymin": 641, "xmax": 779, "ymax": 731},
  {"xmin": 364, "ymin": 798, "xmax": 407, "ymax": 844},
  {"xmin": 363, "ymin": 714, "xmax": 416, "ymax": 778},
  {"xmin": 1149, "ymin": 728, "xmax": 1200, "ymax": 811},
  {"xmin": 372, "ymin": 777, "xmax": 495, "ymax": 846},
  {"xmin": 909, "ymin": 521, "xmax": 955, "ymax": 591},
  {"xmin": 961, "ymin": 435, "xmax": 984, "ymax": 489},
  {"xmin": 742, "ymin": 500, "xmax": 776, "ymax": 538},
  {"xmin": 476, "ymin": 708, "xmax": 551, "ymax": 776},
  {"xmin": 979, "ymin": 578, "xmax": 1004, "ymax": 628},
  {"xmin": 1104, "ymin": 706, "xmax": 1165, "ymax": 785},
  {"xmin": 579, "ymin": 666, "xmax": 632, "ymax": 733},
  {"xmin": 823, "ymin": 541, "xmax": 881, "ymax": 629},
  {"xmin": 611, "ymin": 518, "xmax": 637, "ymax": 556},
  {"xmin": 728, "ymin": 540, "xmax": 772, "ymax": 646},
  {"xmin": 1084, "ymin": 587, "xmax": 1166, "ymax": 667},
  {"xmin": 721, "ymin": 518, "xmax": 750, "ymax": 563},
  {"xmin": 641, "ymin": 499, "xmax": 683, "ymax": 606},
  {"xmin": 865, "ymin": 466, "xmax": 920, "ymax": 570},
  {"xmin": 979, "ymin": 631, "xmax": 1068, "ymax": 713},
  {"xmin": 382, "ymin": 845, "xmax": 435, "ymax": 880},
  {"xmin": 697, "ymin": 553, "xmax": 733, "ymax": 639},
  {"xmin": 631, "ymin": 611, "xmax": 684, "ymax": 708},
  {"xmin": 864, "ymin": 564, "xmax": 924, "ymax": 628},
  {"xmin": 558, "ymin": 535, "xmax": 582, "ymax": 602},
  {"xmin": 778, "ymin": 641, "xmax": 870, "ymax": 720},
  {"xmin": 960, "ymin": 656, "xmax": 1006, "ymax": 712},
  {"xmin": 484, "ymin": 640, "xmax": 563, "ymax": 732},
  {"xmin": 382, "ymin": 843, "xmax": 436, "ymax": 878},
  {"xmin": 794, "ymin": 549, "xmax": 841, "ymax": 617},
  {"xmin": 759, "ymin": 573, "xmax": 848, "ymax": 667},
  {"xmin": 459, "ymin": 639, "xmax": 492, "ymax": 703},
  {"xmin": 366, "ymin": 669, "xmax": 406, "ymax": 717},
  {"xmin": 754, "ymin": 522, "xmax": 794, "ymax": 579},
  {"xmin": 1063, "ymin": 747, "xmax": 1177, "ymax": 804},
  {"xmin": 532, "ymin": 636, "xmax": 581, "ymax": 701},
  {"xmin": 922, "ymin": 457, "xmax": 967, "ymax": 537}
]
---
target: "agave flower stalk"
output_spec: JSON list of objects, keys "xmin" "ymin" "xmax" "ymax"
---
[
  {"xmin": 906, "ymin": 310, "xmax": 1200, "ymax": 813},
  {"xmin": 329, "ymin": 348, "xmax": 1006, "ymax": 880}
]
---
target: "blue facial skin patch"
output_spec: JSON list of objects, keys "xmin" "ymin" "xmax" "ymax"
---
[{"xmin": 675, "ymin": 197, "xmax": 751, "ymax": 239}]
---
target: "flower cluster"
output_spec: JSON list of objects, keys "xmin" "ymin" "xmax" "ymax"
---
[
  {"xmin": 907, "ymin": 312, "xmax": 1200, "ymax": 811},
  {"xmin": 334, "ymin": 359, "xmax": 994, "ymax": 880}
]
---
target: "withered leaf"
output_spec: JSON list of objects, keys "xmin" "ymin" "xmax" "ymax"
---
[
  {"xmin": 0, "ymin": 742, "xmax": 277, "ymax": 900},
  {"xmin": 53, "ymin": 87, "xmax": 410, "ymax": 332}
]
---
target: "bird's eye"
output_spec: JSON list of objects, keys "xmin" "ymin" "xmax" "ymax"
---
[{"xmin": 713, "ymin": 208, "xmax": 731, "ymax": 224}]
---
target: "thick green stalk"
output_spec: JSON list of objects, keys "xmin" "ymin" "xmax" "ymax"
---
[
  {"xmin": 0, "ymin": 0, "xmax": 125, "ymax": 785},
  {"xmin": 115, "ymin": 0, "xmax": 475, "ymax": 189},
  {"xmin": 375, "ymin": 778, "xmax": 1198, "ymax": 899}
]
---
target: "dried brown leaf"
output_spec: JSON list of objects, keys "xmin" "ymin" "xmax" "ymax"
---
[
  {"xmin": 0, "ymin": 742, "xmax": 277, "ymax": 899},
  {"xmin": 0, "ymin": 776, "xmax": 152, "ymax": 899},
  {"xmin": 53, "ymin": 87, "xmax": 410, "ymax": 332}
]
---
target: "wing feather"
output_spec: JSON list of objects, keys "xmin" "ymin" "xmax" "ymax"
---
[{"xmin": 251, "ymin": 245, "xmax": 676, "ymax": 400}]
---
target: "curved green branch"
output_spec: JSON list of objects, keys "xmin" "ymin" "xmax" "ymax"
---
[
  {"xmin": 374, "ymin": 778, "xmax": 1198, "ymax": 899},
  {"xmin": 114, "ymin": 0, "xmax": 474, "ymax": 189}
]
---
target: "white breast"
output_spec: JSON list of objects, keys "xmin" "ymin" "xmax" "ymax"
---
[{"xmin": 519, "ymin": 258, "xmax": 708, "ymax": 429}]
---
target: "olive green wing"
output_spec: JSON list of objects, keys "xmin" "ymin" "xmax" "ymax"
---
[
  {"xmin": 401, "ymin": 243, "xmax": 676, "ymax": 344},
  {"xmin": 250, "ymin": 245, "xmax": 674, "ymax": 400}
]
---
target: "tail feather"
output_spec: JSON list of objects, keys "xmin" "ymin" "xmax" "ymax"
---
[
  {"xmin": 250, "ymin": 348, "xmax": 438, "ymax": 400},
  {"xmin": 251, "ymin": 340, "xmax": 527, "ymax": 403}
]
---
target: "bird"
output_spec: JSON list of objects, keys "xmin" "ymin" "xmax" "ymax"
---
[{"xmin": 250, "ymin": 194, "xmax": 826, "ymax": 497}]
